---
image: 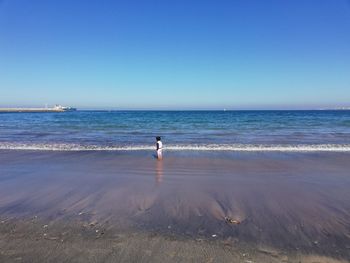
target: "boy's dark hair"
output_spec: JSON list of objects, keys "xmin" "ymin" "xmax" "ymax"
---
[{"xmin": 156, "ymin": 136, "xmax": 161, "ymax": 141}]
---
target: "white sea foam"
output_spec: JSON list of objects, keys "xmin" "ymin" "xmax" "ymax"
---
[{"xmin": 1, "ymin": 143, "xmax": 350, "ymax": 152}]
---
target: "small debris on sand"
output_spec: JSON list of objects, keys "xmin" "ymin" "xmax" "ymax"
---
[
  {"xmin": 225, "ymin": 217, "xmax": 240, "ymax": 225},
  {"xmin": 89, "ymin": 221, "xmax": 98, "ymax": 227},
  {"xmin": 47, "ymin": 237, "xmax": 59, "ymax": 240}
]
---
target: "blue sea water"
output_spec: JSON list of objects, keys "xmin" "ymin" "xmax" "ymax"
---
[{"xmin": 0, "ymin": 110, "xmax": 350, "ymax": 151}]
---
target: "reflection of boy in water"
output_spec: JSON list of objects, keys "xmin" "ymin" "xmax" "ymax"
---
[{"xmin": 156, "ymin": 136, "xmax": 163, "ymax": 160}]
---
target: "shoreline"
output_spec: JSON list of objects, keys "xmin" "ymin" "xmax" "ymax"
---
[
  {"xmin": 1, "ymin": 150, "xmax": 349, "ymax": 261},
  {"xmin": 1, "ymin": 143, "xmax": 350, "ymax": 152}
]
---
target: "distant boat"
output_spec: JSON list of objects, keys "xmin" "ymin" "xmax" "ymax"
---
[{"xmin": 53, "ymin": 104, "xmax": 77, "ymax": 111}]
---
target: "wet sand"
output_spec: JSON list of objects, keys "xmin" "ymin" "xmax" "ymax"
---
[{"xmin": 0, "ymin": 150, "xmax": 349, "ymax": 262}]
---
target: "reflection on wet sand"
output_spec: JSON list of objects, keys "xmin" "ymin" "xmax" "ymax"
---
[
  {"xmin": 155, "ymin": 159, "xmax": 163, "ymax": 185},
  {"xmin": 0, "ymin": 150, "xmax": 350, "ymax": 260}
]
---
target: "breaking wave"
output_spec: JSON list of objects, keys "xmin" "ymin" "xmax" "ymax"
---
[{"xmin": 1, "ymin": 143, "xmax": 350, "ymax": 152}]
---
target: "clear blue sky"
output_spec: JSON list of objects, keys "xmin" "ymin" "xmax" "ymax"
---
[{"xmin": 0, "ymin": 0, "xmax": 349, "ymax": 109}]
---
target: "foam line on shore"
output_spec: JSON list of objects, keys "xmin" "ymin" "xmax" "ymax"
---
[{"xmin": 1, "ymin": 143, "xmax": 350, "ymax": 152}]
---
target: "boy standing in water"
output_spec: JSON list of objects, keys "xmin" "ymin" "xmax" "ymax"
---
[{"xmin": 156, "ymin": 136, "xmax": 163, "ymax": 160}]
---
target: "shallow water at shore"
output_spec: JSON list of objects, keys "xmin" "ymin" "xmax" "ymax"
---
[{"xmin": 0, "ymin": 150, "xmax": 350, "ymax": 261}]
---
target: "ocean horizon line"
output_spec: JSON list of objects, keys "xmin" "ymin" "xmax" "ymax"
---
[
  {"xmin": 1, "ymin": 105, "xmax": 350, "ymax": 112},
  {"xmin": 75, "ymin": 108, "xmax": 350, "ymax": 112},
  {"xmin": 2, "ymin": 108, "xmax": 349, "ymax": 112}
]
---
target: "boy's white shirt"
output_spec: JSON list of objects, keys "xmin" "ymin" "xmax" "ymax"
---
[{"xmin": 157, "ymin": 141, "xmax": 163, "ymax": 149}]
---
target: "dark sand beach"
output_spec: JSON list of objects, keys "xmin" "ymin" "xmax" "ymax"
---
[{"xmin": 0, "ymin": 150, "xmax": 349, "ymax": 262}]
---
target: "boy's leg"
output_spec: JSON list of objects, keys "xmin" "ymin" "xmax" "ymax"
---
[{"xmin": 157, "ymin": 150, "xmax": 163, "ymax": 160}]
